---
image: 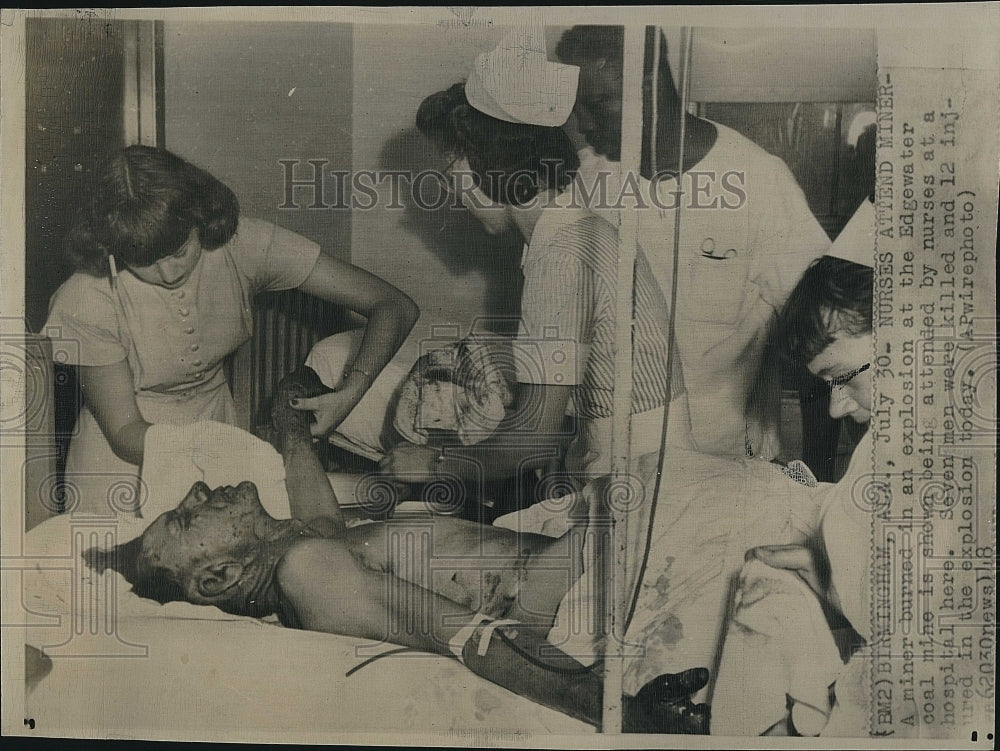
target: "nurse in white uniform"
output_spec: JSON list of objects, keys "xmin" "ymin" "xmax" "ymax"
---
[{"xmin": 555, "ymin": 26, "xmax": 832, "ymax": 459}]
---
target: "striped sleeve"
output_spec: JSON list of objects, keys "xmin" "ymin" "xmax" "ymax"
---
[
  {"xmin": 518, "ymin": 214, "xmax": 678, "ymax": 416},
  {"xmin": 515, "ymin": 250, "xmax": 592, "ymax": 386}
]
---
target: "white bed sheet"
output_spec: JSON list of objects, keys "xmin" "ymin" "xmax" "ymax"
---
[
  {"xmin": 25, "ymin": 414, "xmax": 825, "ymax": 738},
  {"xmin": 21, "ymin": 509, "xmax": 591, "ymax": 740},
  {"xmin": 25, "ymin": 617, "xmax": 589, "ymax": 740}
]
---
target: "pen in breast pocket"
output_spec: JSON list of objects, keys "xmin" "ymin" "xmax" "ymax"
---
[{"xmin": 699, "ymin": 237, "xmax": 738, "ymax": 260}]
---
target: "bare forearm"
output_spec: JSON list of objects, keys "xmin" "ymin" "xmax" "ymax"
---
[
  {"xmin": 283, "ymin": 439, "xmax": 346, "ymax": 535},
  {"xmin": 79, "ymin": 362, "xmax": 150, "ymax": 466},
  {"xmin": 437, "ymin": 433, "xmax": 565, "ymax": 482},
  {"xmin": 310, "ymin": 303, "xmax": 418, "ymax": 431},
  {"xmin": 460, "ymin": 625, "xmax": 604, "ymax": 726},
  {"xmin": 296, "ymin": 253, "xmax": 418, "ymax": 415},
  {"xmin": 347, "ymin": 302, "xmax": 417, "ymax": 388}
]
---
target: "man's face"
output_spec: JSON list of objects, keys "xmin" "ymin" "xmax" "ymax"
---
[
  {"xmin": 417, "ymin": 381, "xmax": 461, "ymax": 432},
  {"xmin": 139, "ymin": 481, "xmax": 268, "ymax": 591},
  {"xmin": 807, "ymin": 333, "xmax": 873, "ymax": 423},
  {"xmin": 572, "ymin": 59, "xmax": 624, "ymax": 160}
]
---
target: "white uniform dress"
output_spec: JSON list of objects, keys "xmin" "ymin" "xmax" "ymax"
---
[
  {"xmin": 45, "ymin": 218, "xmax": 321, "ymax": 516},
  {"xmin": 574, "ymin": 122, "xmax": 831, "ymax": 458}
]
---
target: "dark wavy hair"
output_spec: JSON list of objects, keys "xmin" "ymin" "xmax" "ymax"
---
[
  {"xmin": 82, "ymin": 535, "xmax": 268, "ymax": 618},
  {"xmin": 415, "ymin": 83, "xmax": 579, "ymax": 206},
  {"xmin": 774, "ymin": 255, "xmax": 874, "ymax": 366},
  {"xmin": 82, "ymin": 536, "xmax": 187, "ymax": 606},
  {"xmin": 555, "ymin": 25, "xmax": 626, "ymax": 69},
  {"xmin": 64, "ymin": 145, "xmax": 240, "ymax": 276}
]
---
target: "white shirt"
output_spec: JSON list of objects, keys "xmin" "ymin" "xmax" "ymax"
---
[{"xmin": 572, "ymin": 122, "xmax": 831, "ymax": 457}]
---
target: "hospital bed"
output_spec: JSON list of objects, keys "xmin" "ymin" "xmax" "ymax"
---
[
  {"xmin": 21, "ymin": 505, "xmax": 591, "ymax": 740},
  {"xmin": 19, "ymin": 328, "xmax": 593, "ymax": 739}
]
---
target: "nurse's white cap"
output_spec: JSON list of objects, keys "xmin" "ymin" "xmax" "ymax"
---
[
  {"xmin": 465, "ymin": 30, "xmax": 579, "ymax": 127},
  {"xmin": 827, "ymin": 198, "xmax": 875, "ymax": 268}
]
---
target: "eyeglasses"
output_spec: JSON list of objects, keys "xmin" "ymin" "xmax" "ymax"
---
[
  {"xmin": 825, "ymin": 362, "xmax": 870, "ymax": 389},
  {"xmin": 440, "ymin": 155, "xmax": 460, "ymax": 197},
  {"xmin": 435, "ymin": 155, "xmax": 460, "ymax": 232}
]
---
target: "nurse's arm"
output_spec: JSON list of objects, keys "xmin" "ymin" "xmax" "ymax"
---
[
  {"xmin": 292, "ymin": 254, "xmax": 419, "ymax": 436},
  {"xmin": 78, "ymin": 361, "xmax": 151, "ymax": 466}
]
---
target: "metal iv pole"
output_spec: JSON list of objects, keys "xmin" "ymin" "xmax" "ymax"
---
[{"xmin": 600, "ymin": 23, "xmax": 694, "ymax": 733}]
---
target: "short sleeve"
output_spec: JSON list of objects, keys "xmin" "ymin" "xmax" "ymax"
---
[
  {"xmin": 749, "ymin": 157, "xmax": 831, "ymax": 308},
  {"xmin": 229, "ymin": 217, "xmax": 321, "ymax": 294},
  {"xmin": 44, "ymin": 274, "xmax": 127, "ymax": 366},
  {"xmin": 515, "ymin": 248, "xmax": 591, "ymax": 386}
]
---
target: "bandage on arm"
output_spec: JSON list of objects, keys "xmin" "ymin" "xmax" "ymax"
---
[{"xmin": 436, "ymin": 382, "xmax": 572, "ymax": 481}]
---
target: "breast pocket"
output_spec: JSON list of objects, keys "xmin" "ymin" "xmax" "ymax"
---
[{"xmin": 682, "ymin": 251, "xmax": 752, "ymax": 327}]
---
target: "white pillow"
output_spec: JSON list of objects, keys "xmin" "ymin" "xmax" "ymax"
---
[
  {"xmin": 138, "ymin": 421, "xmax": 291, "ymax": 534},
  {"xmin": 24, "ymin": 513, "xmax": 255, "ymax": 621},
  {"xmin": 305, "ymin": 330, "xmax": 410, "ymax": 460}
]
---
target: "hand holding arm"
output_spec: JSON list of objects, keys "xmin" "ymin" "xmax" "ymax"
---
[
  {"xmin": 294, "ymin": 253, "xmax": 419, "ymax": 436},
  {"xmin": 287, "ymin": 388, "xmax": 363, "ymax": 439},
  {"xmin": 745, "ymin": 544, "xmax": 826, "ymax": 600}
]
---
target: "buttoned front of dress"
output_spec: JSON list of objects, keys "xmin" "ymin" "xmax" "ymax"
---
[{"xmin": 110, "ymin": 243, "xmax": 254, "ymax": 407}]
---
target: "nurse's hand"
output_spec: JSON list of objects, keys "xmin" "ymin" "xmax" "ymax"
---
[
  {"xmin": 288, "ymin": 388, "xmax": 359, "ymax": 438},
  {"xmin": 379, "ymin": 443, "xmax": 439, "ymax": 482},
  {"xmin": 745, "ymin": 544, "xmax": 826, "ymax": 600}
]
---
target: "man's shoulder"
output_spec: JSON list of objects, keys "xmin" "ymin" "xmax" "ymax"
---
[{"xmin": 273, "ymin": 535, "xmax": 363, "ymax": 630}]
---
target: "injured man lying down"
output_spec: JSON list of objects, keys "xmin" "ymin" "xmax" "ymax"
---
[{"xmin": 85, "ymin": 368, "xmax": 710, "ymax": 735}]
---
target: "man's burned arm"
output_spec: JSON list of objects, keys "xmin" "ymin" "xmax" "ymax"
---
[{"xmin": 272, "ymin": 368, "xmax": 346, "ymax": 535}]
